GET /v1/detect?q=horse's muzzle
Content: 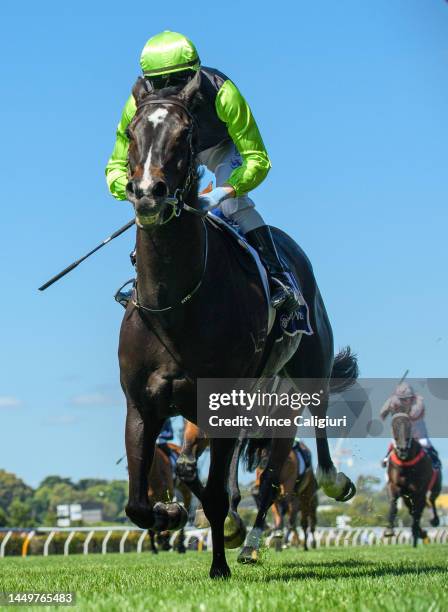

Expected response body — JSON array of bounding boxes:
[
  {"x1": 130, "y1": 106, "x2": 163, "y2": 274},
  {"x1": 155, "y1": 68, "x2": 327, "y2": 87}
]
[
  {"x1": 132, "y1": 196, "x2": 172, "y2": 228},
  {"x1": 127, "y1": 178, "x2": 168, "y2": 200}
]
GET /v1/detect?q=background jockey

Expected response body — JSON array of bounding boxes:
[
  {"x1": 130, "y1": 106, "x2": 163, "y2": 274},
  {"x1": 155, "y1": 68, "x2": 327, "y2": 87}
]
[
  {"x1": 156, "y1": 418, "x2": 177, "y2": 470},
  {"x1": 106, "y1": 30, "x2": 300, "y2": 313},
  {"x1": 380, "y1": 382, "x2": 441, "y2": 469}
]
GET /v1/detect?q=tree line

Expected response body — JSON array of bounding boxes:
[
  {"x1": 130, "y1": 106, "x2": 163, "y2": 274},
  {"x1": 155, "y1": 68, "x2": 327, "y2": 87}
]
[{"x1": 0, "y1": 469, "x2": 127, "y2": 527}]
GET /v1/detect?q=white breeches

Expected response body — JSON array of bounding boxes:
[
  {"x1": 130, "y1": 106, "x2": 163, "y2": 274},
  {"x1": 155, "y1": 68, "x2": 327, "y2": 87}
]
[{"x1": 198, "y1": 140, "x2": 265, "y2": 233}]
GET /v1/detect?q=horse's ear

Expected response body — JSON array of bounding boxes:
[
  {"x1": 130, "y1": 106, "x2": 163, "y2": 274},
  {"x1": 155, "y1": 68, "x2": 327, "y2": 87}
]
[
  {"x1": 179, "y1": 70, "x2": 201, "y2": 105},
  {"x1": 132, "y1": 76, "x2": 151, "y2": 106}
]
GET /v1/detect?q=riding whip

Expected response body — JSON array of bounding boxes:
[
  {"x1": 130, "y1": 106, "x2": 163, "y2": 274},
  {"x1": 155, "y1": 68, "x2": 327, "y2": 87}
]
[{"x1": 38, "y1": 219, "x2": 135, "y2": 291}]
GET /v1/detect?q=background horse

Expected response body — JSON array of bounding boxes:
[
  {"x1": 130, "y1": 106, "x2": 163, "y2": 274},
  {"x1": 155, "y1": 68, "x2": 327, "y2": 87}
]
[
  {"x1": 252, "y1": 442, "x2": 318, "y2": 552},
  {"x1": 119, "y1": 72, "x2": 357, "y2": 578},
  {"x1": 386, "y1": 413, "x2": 441, "y2": 546},
  {"x1": 147, "y1": 443, "x2": 192, "y2": 553}
]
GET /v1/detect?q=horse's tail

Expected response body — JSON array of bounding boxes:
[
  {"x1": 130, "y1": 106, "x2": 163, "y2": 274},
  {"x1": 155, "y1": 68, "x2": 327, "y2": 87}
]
[{"x1": 329, "y1": 346, "x2": 359, "y2": 393}]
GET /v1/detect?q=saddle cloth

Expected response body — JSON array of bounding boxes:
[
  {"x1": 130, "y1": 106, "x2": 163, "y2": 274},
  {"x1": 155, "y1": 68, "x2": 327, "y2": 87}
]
[
  {"x1": 292, "y1": 442, "x2": 313, "y2": 493},
  {"x1": 207, "y1": 211, "x2": 313, "y2": 340}
]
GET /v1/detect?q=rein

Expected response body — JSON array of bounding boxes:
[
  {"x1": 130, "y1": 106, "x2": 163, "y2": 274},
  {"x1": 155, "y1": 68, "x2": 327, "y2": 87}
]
[{"x1": 131, "y1": 96, "x2": 208, "y2": 314}]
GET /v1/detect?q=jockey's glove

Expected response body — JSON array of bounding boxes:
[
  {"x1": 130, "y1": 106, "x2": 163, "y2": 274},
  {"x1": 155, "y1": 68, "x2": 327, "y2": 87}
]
[{"x1": 197, "y1": 186, "x2": 232, "y2": 212}]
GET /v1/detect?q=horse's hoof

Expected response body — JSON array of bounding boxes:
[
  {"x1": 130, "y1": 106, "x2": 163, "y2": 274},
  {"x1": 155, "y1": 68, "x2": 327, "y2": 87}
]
[
  {"x1": 316, "y1": 466, "x2": 356, "y2": 501},
  {"x1": 176, "y1": 457, "x2": 198, "y2": 483},
  {"x1": 335, "y1": 480, "x2": 356, "y2": 502},
  {"x1": 210, "y1": 564, "x2": 231, "y2": 579},
  {"x1": 125, "y1": 503, "x2": 154, "y2": 529},
  {"x1": 430, "y1": 517, "x2": 440, "y2": 527},
  {"x1": 153, "y1": 502, "x2": 188, "y2": 531},
  {"x1": 237, "y1": 546, "x2": 259, "y2": 564},
  {"x1": 224, "y1": 511, "x2": 247, "y2": 549},
  {"x1": 177, "y1": 545, "x2": 187, "y2": 554}
]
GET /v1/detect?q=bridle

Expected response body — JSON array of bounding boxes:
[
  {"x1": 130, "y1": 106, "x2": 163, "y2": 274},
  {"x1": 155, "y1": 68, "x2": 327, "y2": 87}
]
[
  {"x1": 130, "y1": 96, "x2": 209, "y2": 314},
  {"x1": 131, "y1": 97, "x2": 205, "y2": 223}
]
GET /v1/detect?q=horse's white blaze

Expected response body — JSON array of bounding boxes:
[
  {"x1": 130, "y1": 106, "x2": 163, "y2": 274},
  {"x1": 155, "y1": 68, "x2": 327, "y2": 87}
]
[
  {"x1": 148, "y1": 107, "x2": 168, "y2": 127},
  {"x1": 139, "y1": 109, "x2": 167, "y2": 191},
  {"x1": 140, "y1": 145, "x2": 153, "y2": 191}
]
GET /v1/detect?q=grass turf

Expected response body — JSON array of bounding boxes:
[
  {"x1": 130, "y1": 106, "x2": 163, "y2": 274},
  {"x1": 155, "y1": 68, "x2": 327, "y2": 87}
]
[{"x1": 0, "y1": 545, "x2": 447, "y2": 611}]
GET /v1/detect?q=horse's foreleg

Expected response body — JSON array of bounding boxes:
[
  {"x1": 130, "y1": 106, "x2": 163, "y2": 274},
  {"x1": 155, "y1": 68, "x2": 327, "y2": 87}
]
[
  {"x1": 310, "y1": 502, "x2": 317, "y2": 549},
  {"x1": 385, "y1": 493, "x2": 398, "y2": 537},
  {"x1": 238, "y1": 437, "x2": 292, "y2": 564},
  {"x1": 411, "y1": 495, "x2": 427, "y2": 546},
  {"x1": 149, "y1": 530, "x2": 158, "y2": 554},
  {"x1": 176, "y1": 528, "x2": 187, "y2": 554},
  {"x1": 228, "y1": 438, "x2": 243, "y2": 513},
  {"x1": 176, "y1": 422, "x2": 207, "y2": 501},
  {"x1": 298, "y1": 504, "x2": 309, "y2": 551},
  {"x1": 223, "y1": 438, "x2": 247, "y2": 550},
  {"x1": 430, "y1": 493, "x2": 440, "y2": 527},
  {"x1": 202, "y1": 438, "x2": 236, "y2": 579},
  {"x1": 124, "y1": 402, "x2": 160, "y2": 529},
  {"x1": 125, "y1": 403, "x2": 187, "y2": 531},
  {"x1": 286, "y1": 499, "x2": 299, "y2": 549}
]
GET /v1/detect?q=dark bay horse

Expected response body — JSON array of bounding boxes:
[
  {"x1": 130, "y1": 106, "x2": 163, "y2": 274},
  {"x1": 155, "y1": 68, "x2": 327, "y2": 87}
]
[
  {"x1": 252, "y1": 442, "x2": 318, "y2": 552},
  {"x1": 119, "y1": 71, "x2": 357, "y2": 578},
  {"x1": 385, "y1": 413, "x2": 441, "y2": 546},
  {"x1": 147, "y1": 443, "x2": 192, "y2": 553}
]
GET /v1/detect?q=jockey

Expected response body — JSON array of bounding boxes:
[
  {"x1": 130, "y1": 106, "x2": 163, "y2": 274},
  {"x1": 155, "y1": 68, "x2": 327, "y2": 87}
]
[
  {"x1": 380, "y1": 383, "x2": 441, "y2": 469},
  {"x1": 106, "y1": 30, "x2": 301, "y2": 313}
]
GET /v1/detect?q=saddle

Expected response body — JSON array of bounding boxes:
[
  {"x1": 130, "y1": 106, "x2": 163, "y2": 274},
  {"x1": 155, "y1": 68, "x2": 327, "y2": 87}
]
[{"x1": 206, "y1": 211, "x2": 313, "y2": 341}]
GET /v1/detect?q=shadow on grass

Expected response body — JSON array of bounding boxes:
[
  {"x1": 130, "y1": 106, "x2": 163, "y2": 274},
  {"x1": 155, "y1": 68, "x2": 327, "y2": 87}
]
[{"x1": 236, "y1": 559, "x2": 447, "y2": 583}]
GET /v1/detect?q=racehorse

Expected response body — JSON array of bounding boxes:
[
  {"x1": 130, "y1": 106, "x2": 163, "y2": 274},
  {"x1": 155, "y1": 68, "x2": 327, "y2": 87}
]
[
  {"x1": 147, "y1": 442, "x2": 192, "y2": 553},
  {"x1": 177, "y1": 427, "x2": 318, "y2": 552},
  {"x1": 119, "y1": 71, "x2": 358, "y2": 578},
  {"x1": 252, "y1": 442, "x2": 318, "y2": 552},
  {"x1": 385, "y1": 413, "x2": 442, "y2": 546}
]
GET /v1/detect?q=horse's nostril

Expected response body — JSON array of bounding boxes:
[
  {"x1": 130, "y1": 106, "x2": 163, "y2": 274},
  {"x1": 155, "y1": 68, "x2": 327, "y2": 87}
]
[
  {"x1": 126, "y1": 181, "x2": 135, "y2": 194},
  {"x1": 152, "y1": 181, "x2": 168, "y2": 198}
]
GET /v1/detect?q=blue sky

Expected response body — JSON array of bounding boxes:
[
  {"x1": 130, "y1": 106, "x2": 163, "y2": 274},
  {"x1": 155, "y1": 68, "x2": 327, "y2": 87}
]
[{"x1": 0, "y1": 0, "x2": 447, "y2": 489}]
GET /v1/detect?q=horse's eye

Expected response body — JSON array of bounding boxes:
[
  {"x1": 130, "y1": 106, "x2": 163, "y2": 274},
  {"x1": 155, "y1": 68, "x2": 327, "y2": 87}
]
[{"x1": 125, "y1": 127, "x2": 132, "y2": 139}]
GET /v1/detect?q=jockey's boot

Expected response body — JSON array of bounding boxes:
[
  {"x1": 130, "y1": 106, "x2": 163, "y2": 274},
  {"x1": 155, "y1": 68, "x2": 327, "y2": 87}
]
[
  {"x1": 114, "y1": 249, "x2": 137, "y2": 308},
  {"x1": 245, "y1": 225, "x2": 301, "y2": 313}
]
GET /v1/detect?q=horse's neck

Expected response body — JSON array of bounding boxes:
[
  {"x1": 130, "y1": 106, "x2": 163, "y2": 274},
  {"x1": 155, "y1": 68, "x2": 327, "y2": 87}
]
[{"x1": 136, "y1": 214, "x2": 205, "y2": 311}]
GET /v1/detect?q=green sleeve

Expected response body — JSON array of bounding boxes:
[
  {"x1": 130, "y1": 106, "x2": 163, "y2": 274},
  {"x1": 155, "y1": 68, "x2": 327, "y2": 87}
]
[
  {"x1": 105, "y1": 95, "x2": 137, "y2": 200},
  {"x1": 215, "y1": 80, "x2": 271, "y2": 196}
]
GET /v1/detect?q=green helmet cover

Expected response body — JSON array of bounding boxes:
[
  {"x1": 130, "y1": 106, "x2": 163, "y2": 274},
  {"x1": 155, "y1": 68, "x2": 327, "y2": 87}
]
[{"x1": 140, "y1": 31, "x2": 200, "y2": 77}]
